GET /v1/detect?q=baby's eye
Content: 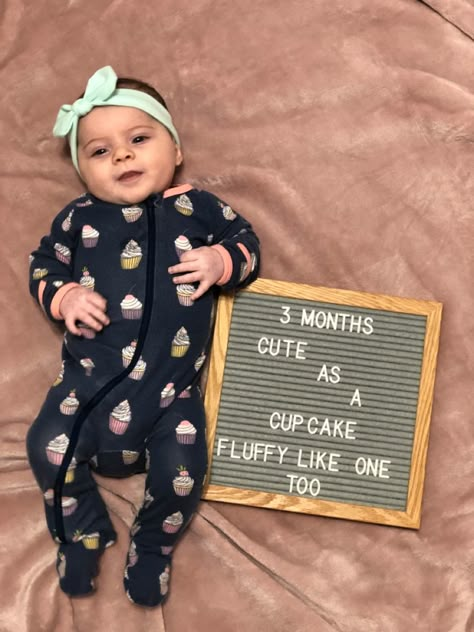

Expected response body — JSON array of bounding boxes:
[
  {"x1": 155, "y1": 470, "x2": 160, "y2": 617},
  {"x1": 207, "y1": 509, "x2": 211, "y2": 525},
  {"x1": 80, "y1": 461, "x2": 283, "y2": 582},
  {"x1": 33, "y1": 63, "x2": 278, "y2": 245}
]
[
  {"x1": 91, "y1": 148, "x2": 107, "y2": 157},
  {"x1": 132, "y1": 135, "x2": 148, "y2": 144}
]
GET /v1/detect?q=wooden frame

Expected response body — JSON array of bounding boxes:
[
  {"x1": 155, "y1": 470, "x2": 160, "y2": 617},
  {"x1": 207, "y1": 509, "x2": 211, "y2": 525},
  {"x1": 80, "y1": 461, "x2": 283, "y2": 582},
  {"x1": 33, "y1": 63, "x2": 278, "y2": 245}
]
[{"x1": 202, "y1": 278, "x2": 442, "y2": 529}]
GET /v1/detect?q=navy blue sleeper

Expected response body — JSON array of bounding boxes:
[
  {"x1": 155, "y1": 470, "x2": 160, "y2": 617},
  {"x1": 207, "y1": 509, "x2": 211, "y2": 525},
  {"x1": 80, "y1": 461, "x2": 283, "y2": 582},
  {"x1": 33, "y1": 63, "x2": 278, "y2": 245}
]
[{"x1": 26, "y1": 185, "x2": 260, "y2": 606}]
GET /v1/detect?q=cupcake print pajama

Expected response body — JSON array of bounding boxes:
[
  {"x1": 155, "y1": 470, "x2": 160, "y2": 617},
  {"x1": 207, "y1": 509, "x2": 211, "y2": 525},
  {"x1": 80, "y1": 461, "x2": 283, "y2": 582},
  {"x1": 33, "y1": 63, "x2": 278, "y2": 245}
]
[{"x1": 27, "y1": 185, "x2": 260, "y2": 606}]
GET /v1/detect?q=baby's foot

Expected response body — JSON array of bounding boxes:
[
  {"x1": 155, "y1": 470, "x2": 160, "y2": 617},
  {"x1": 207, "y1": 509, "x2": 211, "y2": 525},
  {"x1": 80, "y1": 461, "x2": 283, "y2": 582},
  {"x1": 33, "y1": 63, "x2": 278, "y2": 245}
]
[
  {"x1": 123, "y1": 548, "x2": 171, "y2": 607},
  {"x1": 56, "y1": 531, "x2": 116, "y2": 597}
]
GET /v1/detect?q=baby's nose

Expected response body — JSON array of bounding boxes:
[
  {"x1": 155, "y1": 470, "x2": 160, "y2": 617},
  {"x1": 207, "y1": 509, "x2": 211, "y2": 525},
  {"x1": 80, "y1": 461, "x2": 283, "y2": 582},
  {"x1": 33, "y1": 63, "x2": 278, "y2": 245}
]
[{"x1": 113, "y1": 146, "x2": 134, "y2": 162}]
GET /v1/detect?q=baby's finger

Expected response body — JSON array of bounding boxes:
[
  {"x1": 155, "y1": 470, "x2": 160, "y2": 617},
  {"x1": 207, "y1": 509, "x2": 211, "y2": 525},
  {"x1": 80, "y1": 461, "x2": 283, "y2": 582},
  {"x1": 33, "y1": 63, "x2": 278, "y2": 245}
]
[
  {"x1": 87, "y1": 307, "x2": 110, "y2": 329},
  {"x1": 77, "y1": 316, "x2": 104, "y2": 332},
  {"x1": 168, "y1": 261, "x2": 197, "y2": 275},
  {"x1": 191, "y1": 280, "x2": 211, "y2": 300},
  {"x1": 72, "y1": 306, "x2": 108, "y2": 331},
  {"x1": 171, "y1": 272, "x2": 201, "y2": 285},
  {"x1": 64, "y1": 314, "x2": 82, "y2": 336},
  {"x1": 87, "y1": 292, "x2": 108, "y2": 311},
  {"x1": 178, "y1": 249, "x2": 200, "y2": 262}
]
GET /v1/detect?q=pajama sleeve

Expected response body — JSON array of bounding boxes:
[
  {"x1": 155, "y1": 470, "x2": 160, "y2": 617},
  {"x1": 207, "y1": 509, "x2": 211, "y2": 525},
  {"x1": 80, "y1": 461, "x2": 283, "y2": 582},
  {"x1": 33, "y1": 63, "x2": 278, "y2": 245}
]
[
  {"x1": 29, "y1": 203, "x2": 80, "y2": 322},
  {"x1": 197, "y1": 190, "x2": 261, "y2": 291}
]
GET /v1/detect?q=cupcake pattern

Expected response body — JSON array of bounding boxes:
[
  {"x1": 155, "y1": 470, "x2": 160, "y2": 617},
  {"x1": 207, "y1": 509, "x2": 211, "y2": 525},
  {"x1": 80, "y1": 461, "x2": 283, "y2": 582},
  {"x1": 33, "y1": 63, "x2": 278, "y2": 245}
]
[
  {"x1": 129, "y1": 357, "x2": 146, "y2": 380},
  {"x1": 176, "y1": 284, "x2": 195, "y2": 307},
  {"x1": 194, "y1": 353, "x2": 206, "y2": 372},
  {"x1": 109, "y1": 400, "x2": 132, "y2": 435},
  {"x1": 173, "y1": 465, "x2": 194, "y2": 496},
  {"x1": 29, "y1": 187, "x2": 259, "y2": 570},
  {"x1": 159, "y1": 565, "x2": 171, "y2": 596},
  {"x1": 178, "y1": 385, "x2": 192, "y2": 399},
  {"x1": 174, "y1": 235, "x2": 192, "y2": 259},
  {"x1": 59, "y1": 390, "x2": 79, "y2": 415},
  {"x1": 174, "y1": 194, "x2": 193, "y2": 216},
  {"x1": 80, "y1": 358, "x2": 95, "y2": 376},
  {"x1": 122, "y1": 205, "x2": 143, "y2": 223},
  {"x1": 62, "y1": 210, "x2": 74, "y2": 232},
  {"x1": 61, "y1": 496, "x2": 78, "y2": 516},
  {"x1": 122, "y1": 340, "x2": 137, "y2": 367},
  {"x1": 44, "y1": 488, "x2": 54, "y2": 506},
  {"x1": 76, "y1": 195, "x2": 93, "y2": 207},
  {"x1": 121, "y1": 240, "x2": 142, "y2": 270},
  {"x1": 160, "y1": 383, "x2": 175, "y2": 408},
  {"x1": 31, "y1": 190, "x2": 258, "y2": 338},
  {"x1": 218, "y1": 201, "x2": 237, "y2": 221},
  {"x1": 171, "y1": 327, "x2": 190, "y2": 357},
  {"x1": 72, "y1": 529, "x2": 100, "y2": 549},
  {"x1": 176, "y1": 420, "x2": 197, "y2": 445},
  {"x1": 31, "y1": 190, "x2": 257, "y2": 407},
  {"x1": 122, "y1": 450, "x2": 139, "y2": 465},
  {"x1": 55, "y1": 243, "x2": 71, "y2": 265},
  {"x1": 52, "y1": 361, "x2": 65, "y2": 386},
  {"x1": 81, "y1": 225, "x2": 99, "y2": 248},
  {"x1": 46, "y1": 433, "x2": 70, "y2": 465},
  {"x1": 65, "y1": 457, "x2": 77, "y2": 484},
  {"x1": 128, "y1": 541, "x2": 138, "y2": 566},
  {"x1": 80, "y1": 267, "x2": 95, "y2": 290},
  {"x1": 32, "y1": 267, "x2": 48, "y2": 280},
  {"x1": 81, "y1": 532, "x2": 100, "y2": 550},
  {"x1": 121, "y1": 295, "x2": 143, "y2": 320},
  {"x1": 162, "y1": 511, "x2": 183, "y2": 533}
]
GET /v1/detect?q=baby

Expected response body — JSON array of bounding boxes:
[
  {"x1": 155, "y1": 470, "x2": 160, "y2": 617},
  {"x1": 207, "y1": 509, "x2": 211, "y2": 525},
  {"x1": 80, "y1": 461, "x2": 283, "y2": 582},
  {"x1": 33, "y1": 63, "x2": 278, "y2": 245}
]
[{"x1": 27, "y1": 65, "x2": 260, "y2": 607}]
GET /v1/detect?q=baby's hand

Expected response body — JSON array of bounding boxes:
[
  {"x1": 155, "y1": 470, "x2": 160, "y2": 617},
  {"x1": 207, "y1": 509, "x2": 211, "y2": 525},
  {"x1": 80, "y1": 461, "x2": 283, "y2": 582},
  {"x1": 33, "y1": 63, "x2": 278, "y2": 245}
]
[
  {"x1": 168, "y1": 247, "x2": 224, "y2": 300},
  {"x1": 59, "y1": 286, "x2": 110, "y2": 336}
]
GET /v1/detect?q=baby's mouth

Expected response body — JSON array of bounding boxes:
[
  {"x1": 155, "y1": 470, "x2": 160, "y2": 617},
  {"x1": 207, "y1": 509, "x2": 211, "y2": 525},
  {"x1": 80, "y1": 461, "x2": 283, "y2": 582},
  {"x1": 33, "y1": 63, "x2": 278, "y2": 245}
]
[{"x1": 118, "y1": 170, "x2": 143, "y2": 183}]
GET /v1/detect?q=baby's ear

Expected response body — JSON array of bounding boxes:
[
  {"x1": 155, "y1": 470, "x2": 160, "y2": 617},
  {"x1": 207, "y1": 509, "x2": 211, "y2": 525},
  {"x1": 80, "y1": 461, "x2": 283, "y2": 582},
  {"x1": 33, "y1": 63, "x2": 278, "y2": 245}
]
[{"x1": 175, "y1": 144, "x2": 183, "y2": 166}]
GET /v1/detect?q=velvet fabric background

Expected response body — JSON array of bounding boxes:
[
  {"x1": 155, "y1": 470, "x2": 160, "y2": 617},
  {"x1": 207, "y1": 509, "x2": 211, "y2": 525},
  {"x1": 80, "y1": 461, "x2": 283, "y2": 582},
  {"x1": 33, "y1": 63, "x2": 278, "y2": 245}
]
[{"x1": 0, "y1": 1, "x2": 473, "y2": 630}]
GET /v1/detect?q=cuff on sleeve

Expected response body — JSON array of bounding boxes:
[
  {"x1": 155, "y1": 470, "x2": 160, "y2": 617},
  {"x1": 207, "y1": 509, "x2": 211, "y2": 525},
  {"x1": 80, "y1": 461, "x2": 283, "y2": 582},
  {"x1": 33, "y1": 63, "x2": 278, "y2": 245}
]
[
  {"x1": 211, "y1": 244, "x2": 233, "y2": 286},
  {"x1": 50, "y1": 282, "x2": 81, "y2": 320},
  {"x1": 38, "y1": 280, "x2": 47, "y2": 308}
]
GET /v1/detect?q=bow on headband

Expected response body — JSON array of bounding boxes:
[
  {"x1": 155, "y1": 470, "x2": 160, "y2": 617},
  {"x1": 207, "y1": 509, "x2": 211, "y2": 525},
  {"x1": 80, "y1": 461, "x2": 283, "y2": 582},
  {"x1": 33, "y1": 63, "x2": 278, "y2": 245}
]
[{"x1": 53, "y1": 65, "x2": 180, "y2": 174}]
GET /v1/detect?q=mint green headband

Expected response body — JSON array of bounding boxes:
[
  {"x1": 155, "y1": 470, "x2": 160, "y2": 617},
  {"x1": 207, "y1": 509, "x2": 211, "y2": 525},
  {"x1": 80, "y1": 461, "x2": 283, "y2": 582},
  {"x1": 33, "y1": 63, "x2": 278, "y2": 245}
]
[{"x1": 53, "y1": 65, "x2": 180, "y2": 174}]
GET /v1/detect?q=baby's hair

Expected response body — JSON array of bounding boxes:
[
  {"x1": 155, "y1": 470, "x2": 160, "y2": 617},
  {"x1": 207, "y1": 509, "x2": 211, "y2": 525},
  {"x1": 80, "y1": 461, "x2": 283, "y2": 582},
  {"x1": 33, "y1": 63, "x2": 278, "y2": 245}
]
[{"x1": 61, "y1": 75, "x2": 170, "y2": 159}]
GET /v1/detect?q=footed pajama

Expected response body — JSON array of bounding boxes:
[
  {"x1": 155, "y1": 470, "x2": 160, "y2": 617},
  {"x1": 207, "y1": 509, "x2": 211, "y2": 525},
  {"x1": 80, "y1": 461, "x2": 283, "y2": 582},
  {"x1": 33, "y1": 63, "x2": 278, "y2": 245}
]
[{"x1": 27, "y1": 185, "x2": 260, "y2": 604}]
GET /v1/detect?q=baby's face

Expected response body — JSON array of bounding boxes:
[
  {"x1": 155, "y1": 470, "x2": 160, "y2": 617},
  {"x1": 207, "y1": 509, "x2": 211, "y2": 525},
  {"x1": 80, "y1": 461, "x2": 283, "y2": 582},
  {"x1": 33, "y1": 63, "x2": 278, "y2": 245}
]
[{"x1": 77, "y1": 106, "x2": 183, "y2": 205}]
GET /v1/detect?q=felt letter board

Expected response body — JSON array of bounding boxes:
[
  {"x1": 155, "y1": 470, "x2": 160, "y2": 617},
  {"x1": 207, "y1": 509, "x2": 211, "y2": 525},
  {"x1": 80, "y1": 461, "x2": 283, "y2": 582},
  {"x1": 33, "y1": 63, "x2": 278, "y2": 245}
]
[{"x1": 202, "y1": 279, "x2": 442, "y2": 528}]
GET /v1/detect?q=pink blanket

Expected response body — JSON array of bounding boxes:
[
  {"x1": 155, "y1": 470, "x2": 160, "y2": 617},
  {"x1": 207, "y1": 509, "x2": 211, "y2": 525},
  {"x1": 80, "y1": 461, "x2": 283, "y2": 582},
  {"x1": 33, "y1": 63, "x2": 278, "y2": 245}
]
[{"x1": 1, "y1": 1, "x2": 473, "y2": 630}]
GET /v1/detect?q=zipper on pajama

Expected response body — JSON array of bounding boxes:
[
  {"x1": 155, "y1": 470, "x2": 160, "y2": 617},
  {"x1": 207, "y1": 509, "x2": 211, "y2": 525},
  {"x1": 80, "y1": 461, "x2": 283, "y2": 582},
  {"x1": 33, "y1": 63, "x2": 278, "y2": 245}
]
[{"x1": 53, "y1": 196, "x2": 160, "y2": 543}]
